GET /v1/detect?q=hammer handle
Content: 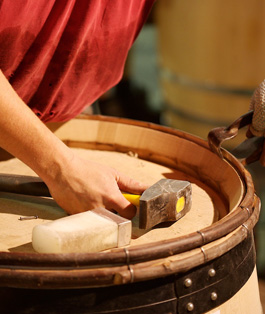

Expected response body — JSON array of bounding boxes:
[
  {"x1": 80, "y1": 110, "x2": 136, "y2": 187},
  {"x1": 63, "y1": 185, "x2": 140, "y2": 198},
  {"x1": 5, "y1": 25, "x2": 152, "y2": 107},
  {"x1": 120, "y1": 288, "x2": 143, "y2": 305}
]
[
  {"x1": 0, "y1": 174, "x2": 140, "y2": 204},
  {"x1": 0, "y1": 174, "x2": 51, "y2": 197}
]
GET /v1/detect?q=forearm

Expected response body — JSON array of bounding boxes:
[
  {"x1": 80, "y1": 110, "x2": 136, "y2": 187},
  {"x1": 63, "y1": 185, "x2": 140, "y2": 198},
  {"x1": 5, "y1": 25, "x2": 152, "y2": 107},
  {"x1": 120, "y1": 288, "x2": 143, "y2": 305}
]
[
  {"x1": 0, "y1": 70, "x2": 147, "y2": 217},
  {"x1": 0, "y1": 70, "x2": 72, "y2": 184}
]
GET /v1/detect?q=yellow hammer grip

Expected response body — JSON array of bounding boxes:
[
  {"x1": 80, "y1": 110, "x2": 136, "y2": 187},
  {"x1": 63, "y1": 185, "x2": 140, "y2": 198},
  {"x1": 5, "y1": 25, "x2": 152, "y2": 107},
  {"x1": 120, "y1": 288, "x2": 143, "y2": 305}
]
[{"x1": 122, "y1": 193, "x2": 141, "y2": 207}]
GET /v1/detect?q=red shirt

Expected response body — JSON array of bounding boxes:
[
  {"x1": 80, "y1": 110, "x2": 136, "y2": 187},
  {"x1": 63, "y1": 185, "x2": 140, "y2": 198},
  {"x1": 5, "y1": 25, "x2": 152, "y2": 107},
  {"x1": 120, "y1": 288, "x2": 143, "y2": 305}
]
[{"x1": 0, "y1": 0, "x2": 155, "y2": 122}]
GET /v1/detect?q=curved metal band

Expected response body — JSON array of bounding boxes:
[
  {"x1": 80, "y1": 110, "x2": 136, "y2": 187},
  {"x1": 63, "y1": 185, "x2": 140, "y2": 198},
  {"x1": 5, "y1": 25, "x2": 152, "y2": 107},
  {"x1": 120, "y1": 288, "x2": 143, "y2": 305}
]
[
  {"x1": 200, "y1": 246, "x2": 207, "y2": 263},
  {"x1": 197, "y1": 230, "x2": 206, "y2": 245},
  {"x1": 240, "y1": 205, "x2": 251, "y2": 218},
  {"x1": 124, "y1": 248, "x2": 130, "y2": 264},
  {"x1": 128, "y1": 266, "x2": 134, "y2": 283},
  {"x1": 242, "y1": 223, "x2": 249, "y2": 233},
  {"x1": 124, "y1": 248, "x2": 134, "y2": 283}
]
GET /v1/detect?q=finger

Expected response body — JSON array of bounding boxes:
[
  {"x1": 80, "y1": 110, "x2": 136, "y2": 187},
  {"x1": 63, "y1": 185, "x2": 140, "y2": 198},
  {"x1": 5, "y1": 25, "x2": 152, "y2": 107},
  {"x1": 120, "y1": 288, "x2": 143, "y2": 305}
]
[
  {"x1": 105, "y1": 191, "x2": 137, "y2": 219},
  {"x1": 116, "y1": 203, "x2": 137, "y2": 220},
  {"x1": 116, "y1": 172, "x2": 149, "y2": 195}
]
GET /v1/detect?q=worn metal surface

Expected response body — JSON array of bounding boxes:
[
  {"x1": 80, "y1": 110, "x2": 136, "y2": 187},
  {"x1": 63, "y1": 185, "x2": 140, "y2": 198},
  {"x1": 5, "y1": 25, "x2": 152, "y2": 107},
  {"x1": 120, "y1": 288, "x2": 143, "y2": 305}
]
[{"x1": 139, "y1": 179, "x2": 192, "y2": 229}]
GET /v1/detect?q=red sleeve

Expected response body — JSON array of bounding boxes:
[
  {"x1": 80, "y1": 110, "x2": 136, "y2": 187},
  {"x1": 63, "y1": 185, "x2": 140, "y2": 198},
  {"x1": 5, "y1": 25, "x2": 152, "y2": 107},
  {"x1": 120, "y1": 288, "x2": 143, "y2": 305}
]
[{"x1": 0, "y1": 0, "x2": 156, "y2": 122}]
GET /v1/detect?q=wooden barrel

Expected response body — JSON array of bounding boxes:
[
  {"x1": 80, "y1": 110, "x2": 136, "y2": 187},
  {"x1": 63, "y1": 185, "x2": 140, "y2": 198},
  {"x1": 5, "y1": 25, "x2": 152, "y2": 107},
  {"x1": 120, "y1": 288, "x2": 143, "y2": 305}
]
[
  {"x1": 155, "y1": 0, "x2": 265, "y2": 147},
  {"x1": 0, "y1": 115, "x2": 262, "y2": 313}
]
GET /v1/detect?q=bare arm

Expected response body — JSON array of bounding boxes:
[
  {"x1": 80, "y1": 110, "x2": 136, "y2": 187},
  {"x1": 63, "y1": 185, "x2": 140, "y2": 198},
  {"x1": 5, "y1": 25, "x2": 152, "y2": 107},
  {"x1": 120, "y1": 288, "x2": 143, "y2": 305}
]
[{"x1": 0, "y1": 70, "x2": 147, "y2": 218}]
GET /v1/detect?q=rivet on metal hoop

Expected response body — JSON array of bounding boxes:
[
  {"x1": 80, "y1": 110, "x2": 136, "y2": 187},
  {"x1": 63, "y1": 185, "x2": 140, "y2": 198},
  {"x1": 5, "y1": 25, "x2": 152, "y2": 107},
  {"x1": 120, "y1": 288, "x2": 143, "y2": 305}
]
[
  {"x1": 186, "y1": 302, "x2": 194, "y2": 312},
  {"x1": 197, "y1": 230, "x2": 206, "y2": 244},
  {"x1": 184, "y1": 278, "x2": 192, "y2": 288},
  {"x1": 208, "y1": 268, "x2": 216, "y2": 277},
  {"x1": 211, "y1": 292, "x2": 218, "y2": 301},
  {"x1": 200, "y1": 246, "x2": 207, "y2": 263}
]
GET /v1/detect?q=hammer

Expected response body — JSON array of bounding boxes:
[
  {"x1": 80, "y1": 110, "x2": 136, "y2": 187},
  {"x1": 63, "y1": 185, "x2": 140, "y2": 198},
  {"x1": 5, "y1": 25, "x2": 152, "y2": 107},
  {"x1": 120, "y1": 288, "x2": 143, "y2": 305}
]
[
  {"x1": 0, "y1": 174, "x2": 192, "y2": 228},
  {"x1": 123, "y1": 179, "x2": 192, "y2": 229},
  {"x1": 0, "y1": 174, "x2": 191, "y2": 252}
]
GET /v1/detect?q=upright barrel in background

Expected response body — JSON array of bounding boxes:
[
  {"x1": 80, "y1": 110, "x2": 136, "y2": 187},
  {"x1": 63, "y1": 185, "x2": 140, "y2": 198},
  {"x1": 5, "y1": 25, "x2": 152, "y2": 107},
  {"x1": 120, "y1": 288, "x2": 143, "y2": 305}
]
[{"x1": 155, "y1": 0, "x2": 265, "y2": 145}]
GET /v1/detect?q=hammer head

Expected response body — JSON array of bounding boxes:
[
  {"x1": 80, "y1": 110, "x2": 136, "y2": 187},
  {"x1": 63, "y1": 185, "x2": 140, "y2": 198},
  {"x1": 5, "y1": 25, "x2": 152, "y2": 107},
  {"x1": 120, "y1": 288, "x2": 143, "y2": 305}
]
[{"x1": 139, "y1": 179, "x2": 192, "y2": 229}]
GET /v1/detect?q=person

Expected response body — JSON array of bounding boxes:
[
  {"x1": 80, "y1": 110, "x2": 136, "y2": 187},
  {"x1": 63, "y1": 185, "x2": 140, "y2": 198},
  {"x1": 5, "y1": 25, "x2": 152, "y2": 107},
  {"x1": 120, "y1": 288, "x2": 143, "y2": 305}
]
[
  {"x1": 0, "y1": 0, "x2": 265, "y2": 221},
  {"x1": 0, "y1": 0, "x2": 156, "y2": 219},
  {"x1": 248, "y1": 79, "x2": 265, "y2": 166}
]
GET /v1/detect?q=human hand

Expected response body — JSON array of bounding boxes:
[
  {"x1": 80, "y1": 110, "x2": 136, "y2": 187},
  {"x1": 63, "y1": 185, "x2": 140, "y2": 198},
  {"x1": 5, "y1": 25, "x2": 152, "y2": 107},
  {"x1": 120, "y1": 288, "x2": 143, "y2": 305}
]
[
  {"x1": 0, "y1": 70, "x2": 149, "y2": 211},
  {"x1": 249, "y1": 79, "x2": 265, "y2": 137},
  {"x1": 45, "y1": 151, "x2": 149, "y2": 219},
  {"x1": 248, "y1": 80, "x2": 265, "y2": 166}
]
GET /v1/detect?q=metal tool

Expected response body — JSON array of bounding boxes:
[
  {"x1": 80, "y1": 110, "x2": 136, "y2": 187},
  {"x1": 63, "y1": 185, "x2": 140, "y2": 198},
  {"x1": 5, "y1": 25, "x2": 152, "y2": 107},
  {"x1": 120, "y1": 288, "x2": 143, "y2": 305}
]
[
  {"x1": 208, "y1": 110, "x2": 264, "y2": 165},
  {"x1": 232, "y1": 136, "x2": 264, "y2": 160},
  {"x1": 0, "y1": 175, "x2": 192, "y2": 229},
  {"x1": 32, "y1": 207, "x2": 131, "y2": 253},
  {"x1": 132, "y1": 179, "x2": 192, "y2": 229}
]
